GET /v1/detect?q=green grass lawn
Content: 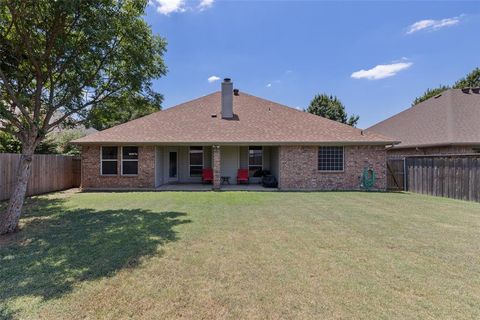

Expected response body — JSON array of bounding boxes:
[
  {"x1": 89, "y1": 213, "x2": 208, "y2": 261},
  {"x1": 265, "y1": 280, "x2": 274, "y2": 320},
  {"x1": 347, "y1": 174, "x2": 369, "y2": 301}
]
[{"x1": 1, "y1": 190, "x2": 479, "y2": 319}]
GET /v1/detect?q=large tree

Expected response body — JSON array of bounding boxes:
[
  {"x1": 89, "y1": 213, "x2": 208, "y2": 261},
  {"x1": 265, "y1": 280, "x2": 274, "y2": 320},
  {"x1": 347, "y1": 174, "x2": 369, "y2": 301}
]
[
  {"x1": 0, "y1": 0, "x2": 167, "y2": 234},
  {"x1": 306, "y1": 94, "x2": 359, "y2": 127}
]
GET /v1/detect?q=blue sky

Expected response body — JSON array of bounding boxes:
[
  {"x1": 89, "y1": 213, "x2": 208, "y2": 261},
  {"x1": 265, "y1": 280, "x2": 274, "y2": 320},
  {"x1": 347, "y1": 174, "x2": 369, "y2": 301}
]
[{"x1": 144, "y1": 1, "x2": 480, "y2": 128}]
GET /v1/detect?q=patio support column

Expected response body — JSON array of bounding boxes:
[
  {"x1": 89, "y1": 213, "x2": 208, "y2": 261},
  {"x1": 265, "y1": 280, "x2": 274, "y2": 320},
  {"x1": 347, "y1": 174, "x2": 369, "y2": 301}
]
[{"x1": 212, "y1": 145, "x2": 221, "y2": 190}]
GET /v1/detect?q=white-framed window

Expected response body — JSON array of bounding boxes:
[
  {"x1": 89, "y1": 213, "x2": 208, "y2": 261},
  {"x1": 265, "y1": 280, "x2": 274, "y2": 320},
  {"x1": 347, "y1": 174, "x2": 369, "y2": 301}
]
[
  {"x1": 121, "y1": 146, "x2": 139, "y2": 175},
  {"x1": 101, "y1": 146, "x2": 118, "y2": 175},
  {"x1": 248, "y1": 146, "x2": 263, "y2": 177},
  {"x1": 318, "y1": 146, "x2": 344, "y2": 172},
  {"x1": 189, "y1": 146, "x2": 203, "y2": 177}
]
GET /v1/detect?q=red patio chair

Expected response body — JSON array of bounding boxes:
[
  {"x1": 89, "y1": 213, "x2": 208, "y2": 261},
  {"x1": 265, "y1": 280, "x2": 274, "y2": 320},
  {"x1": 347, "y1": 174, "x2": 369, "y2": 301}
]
[
  {"x1": 237, "y1": 168, "x2": 249, "y2": 184},
  {"x1": 202, "y1": 168, "x2": 213, "y2": 184}
]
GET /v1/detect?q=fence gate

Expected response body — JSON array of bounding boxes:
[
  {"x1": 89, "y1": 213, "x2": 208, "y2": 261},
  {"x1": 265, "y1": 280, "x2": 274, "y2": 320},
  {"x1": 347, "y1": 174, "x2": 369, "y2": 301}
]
[{"x1": 386, "y1": 159, "x2": 405, "y2": 191}]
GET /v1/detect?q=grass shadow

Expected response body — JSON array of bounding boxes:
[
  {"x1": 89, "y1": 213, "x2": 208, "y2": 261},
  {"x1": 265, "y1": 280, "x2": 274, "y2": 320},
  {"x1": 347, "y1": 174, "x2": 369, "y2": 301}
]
[
  {"x1": 0, "y1": 305, "x2": 14, "y2": 320},
  {"x1": 0, "y1": 196, "x2": 191, "y2": 306}
]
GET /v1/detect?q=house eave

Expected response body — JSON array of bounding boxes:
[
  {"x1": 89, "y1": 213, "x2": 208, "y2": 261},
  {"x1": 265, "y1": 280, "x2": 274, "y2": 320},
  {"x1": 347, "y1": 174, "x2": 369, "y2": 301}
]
[
  {"x1": 74, "y1": 140, "x2": 398, "y2": 146},
  {"x1": 390, "y1": 142, "x2": 480, "y2": 150}
]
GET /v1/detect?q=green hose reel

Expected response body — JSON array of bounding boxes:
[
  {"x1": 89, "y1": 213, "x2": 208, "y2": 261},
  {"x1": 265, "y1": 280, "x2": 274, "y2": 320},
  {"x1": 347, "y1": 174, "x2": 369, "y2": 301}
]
[{"x1": 361, "y1": 167, "x2": 376, "y2": 190}]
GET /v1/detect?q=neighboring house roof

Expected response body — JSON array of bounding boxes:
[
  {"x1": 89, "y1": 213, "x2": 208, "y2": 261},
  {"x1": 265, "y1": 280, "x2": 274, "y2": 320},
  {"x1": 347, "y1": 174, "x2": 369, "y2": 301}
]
[
  {"x1": 74, "y1": 91, "x2": 395, "y2": 145},
  {"x1": 0, "y1": 111, "x2": 97, "y2": 134},
  {"x1": 49, "y1": 111, "x2": 98, "y2": 135},
  {"x1": 366, "y1": 88, "x2": 480, "y2": 149}
]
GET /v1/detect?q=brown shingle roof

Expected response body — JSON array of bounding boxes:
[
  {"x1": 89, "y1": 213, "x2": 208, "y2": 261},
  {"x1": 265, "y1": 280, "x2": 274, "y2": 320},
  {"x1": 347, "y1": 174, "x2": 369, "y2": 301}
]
[
  {"x1": 366, "y1": 88, "x2": 480, "y2": 149},
  {"x1": 74, "y1": 92, "x2": 395, "y2": 145}
]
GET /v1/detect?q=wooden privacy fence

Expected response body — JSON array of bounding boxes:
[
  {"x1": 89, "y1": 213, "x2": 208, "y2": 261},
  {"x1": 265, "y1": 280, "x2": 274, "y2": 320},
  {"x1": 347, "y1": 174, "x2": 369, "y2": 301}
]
[
  {"x1": 0, "y1": 153, "x2": 81, "y2": 201},
  {"x1": 400, "y1": 155, "x2": 480, "y2": 202}
]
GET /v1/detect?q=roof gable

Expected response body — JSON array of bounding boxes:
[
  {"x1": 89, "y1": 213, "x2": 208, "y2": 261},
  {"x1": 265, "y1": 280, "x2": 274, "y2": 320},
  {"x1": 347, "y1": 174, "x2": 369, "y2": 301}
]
[{"x1": 75, "y1": 91, "x2": 394, "y2": 145}]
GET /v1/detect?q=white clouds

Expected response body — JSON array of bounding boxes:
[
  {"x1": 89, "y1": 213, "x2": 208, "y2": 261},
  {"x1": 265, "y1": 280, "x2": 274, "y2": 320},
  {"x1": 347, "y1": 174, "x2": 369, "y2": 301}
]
[
  {"x1": 406, "y1": 16, "x2": 461, "y2": 34},
  {"x1": 198, "y1": 0, "x2": 214, "y2": 10},
  {"x1": 351, "y1": 62, "x2": 413, "y2": 80},
  {"x1": 265, "y1": 70, "x2": 293, "y2": 88},
  {"x1": 152, "y1": 0, "x2": 185, "y2": 15},
  {"x1": 151, "y1": 0, "x2": 214, "y2": 15},
  {"x1": 208, "y1": 76, "x2": 221, "y2": 83}
]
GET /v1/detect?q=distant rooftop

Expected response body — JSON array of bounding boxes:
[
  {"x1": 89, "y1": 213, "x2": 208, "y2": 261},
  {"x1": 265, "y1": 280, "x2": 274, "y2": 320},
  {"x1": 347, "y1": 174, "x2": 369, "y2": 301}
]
[{"x1": 366, "y1": 88, "x2": 480, "y2": 149}]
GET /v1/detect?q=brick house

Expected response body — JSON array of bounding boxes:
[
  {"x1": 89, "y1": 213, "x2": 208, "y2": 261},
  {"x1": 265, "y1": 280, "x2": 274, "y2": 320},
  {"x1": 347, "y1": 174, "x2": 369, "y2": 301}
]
[
  {"x1": 366, "y1": 88, "x2": 480, "y2": 159},
  {"x1": 74, "y1": 79, "x2": 396, "y2": 191}
]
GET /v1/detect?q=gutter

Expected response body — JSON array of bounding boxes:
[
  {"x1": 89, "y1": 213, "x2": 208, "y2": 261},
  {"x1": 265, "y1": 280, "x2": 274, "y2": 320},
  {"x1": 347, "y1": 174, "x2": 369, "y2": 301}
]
[
  {"x1": 389, "y1": 142, "x2": 480, "y2": 150},
  {"x1": 73, "y1": 140, "x2": 400, "y2": 146}
]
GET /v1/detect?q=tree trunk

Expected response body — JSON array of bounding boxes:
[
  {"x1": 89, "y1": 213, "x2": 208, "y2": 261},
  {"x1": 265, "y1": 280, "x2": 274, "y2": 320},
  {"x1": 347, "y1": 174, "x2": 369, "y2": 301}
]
[{"x1": 0, "y1": 143, "x2": 35, "y2": 235}]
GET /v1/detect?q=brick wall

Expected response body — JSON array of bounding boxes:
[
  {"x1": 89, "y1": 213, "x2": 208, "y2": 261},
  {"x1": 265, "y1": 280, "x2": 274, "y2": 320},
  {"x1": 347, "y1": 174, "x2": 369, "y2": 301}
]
[
  {"x1": 388, "y1": 145, "x2": 478, "y2": 159},
  {"x1": 81, "y1": 145, "x2": 155, "y2": 189},
  {"x1": 278, "y1": 145, "x2": 386, "y2": 191}
]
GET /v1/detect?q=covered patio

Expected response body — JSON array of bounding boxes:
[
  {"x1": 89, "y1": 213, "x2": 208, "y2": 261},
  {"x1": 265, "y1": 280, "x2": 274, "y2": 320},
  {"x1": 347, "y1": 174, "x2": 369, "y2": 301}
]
[
  {"x1": 154, "y1": 145, "x2": 279, "y2": 190},
  {"x1": 156, "y1": 183, "x2": 277, "y2": 191}
]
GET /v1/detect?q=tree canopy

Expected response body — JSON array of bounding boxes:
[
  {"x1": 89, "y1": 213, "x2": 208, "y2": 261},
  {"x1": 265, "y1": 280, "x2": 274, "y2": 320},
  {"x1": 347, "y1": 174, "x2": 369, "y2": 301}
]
[
  {"x1": 412, "y1": 67, "x2": 480, "y2": 106},
  {"x1": 85, "y1": 89, "x2": 163, "y2": 130},
  {"x1": 0, "y1": 131, "x2": 21, "y2": 153},
  {"x1": 0, "y1": 0, "x2": 167, "y2": 234},
  {"x1": 306, "y1": 94, "x2": 359, "y2": 127},
  {"x1": 0, "y1": 0, "x2": 167, "y2": 146},
  {"x1": 411, "y1": 85, "x2": 450, "y2": 106},
  {"x1": 453, "y1": 67, "x2": 480, "y2": 89}
]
